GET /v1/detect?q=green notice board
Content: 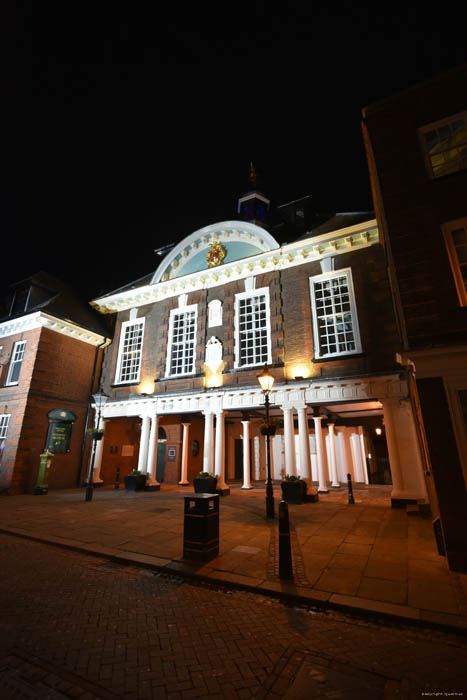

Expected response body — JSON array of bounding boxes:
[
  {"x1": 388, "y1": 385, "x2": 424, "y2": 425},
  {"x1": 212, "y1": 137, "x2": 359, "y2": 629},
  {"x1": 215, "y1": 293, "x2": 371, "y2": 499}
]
[{"x1": 45, "y1": 409, "x2": 77, "y2": 454}]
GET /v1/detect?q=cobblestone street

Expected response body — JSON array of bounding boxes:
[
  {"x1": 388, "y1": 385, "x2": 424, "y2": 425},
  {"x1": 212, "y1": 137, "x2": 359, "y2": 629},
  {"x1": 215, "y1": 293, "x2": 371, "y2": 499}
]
[{"x1": 0, "y1": 533, "x2": 466, "y2": 699}]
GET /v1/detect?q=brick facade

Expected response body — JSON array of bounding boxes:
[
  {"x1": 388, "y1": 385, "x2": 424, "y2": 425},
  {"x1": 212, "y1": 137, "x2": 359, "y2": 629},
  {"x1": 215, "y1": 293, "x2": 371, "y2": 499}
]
[{"x1": 1, "y1": 325, "x2": 106, "y2": 494}]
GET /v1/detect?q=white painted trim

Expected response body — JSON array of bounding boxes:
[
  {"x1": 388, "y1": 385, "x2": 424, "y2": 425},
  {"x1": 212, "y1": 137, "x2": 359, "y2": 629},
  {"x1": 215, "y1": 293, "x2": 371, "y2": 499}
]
[
  {"x1": 99, "y1": 373, "x2": 408, "y2": 419},
  {"x1": 151, "y1": 220, "x2": 279, "y2": 284},
  {"x1": 0, "y1": 311, "x2": 109, "y2": 347},
  {"x1": 309, "y1": 267, "x2": 362, "y2": 359},
  {"x1": 234, "y1": 286, "x2": 272, "y2": 369},
  {"x1": 165, "y1": 303, "x2": 198, "y2": 378},
  {"x1": 5, "y1": 340, "x2": 26, "y2": 386},
  {"x1": 114, "y1": 317, "x2": 145, "y2": 385},
  {"x1": 92, "y1": 219, "x2": 378, "y2": 314}
]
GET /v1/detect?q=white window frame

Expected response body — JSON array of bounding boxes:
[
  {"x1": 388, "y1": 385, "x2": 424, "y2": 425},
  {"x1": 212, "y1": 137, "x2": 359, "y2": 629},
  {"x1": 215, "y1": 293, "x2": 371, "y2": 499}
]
[
  {"x1": 0, "y1": 414, "x2": 10, "y2": 439},
  {"x1": 114, "y1": 318, "x2": 145, "y2": 385},
  {"x1": 419, "y1": 111, "x2": 467, "y2": 180},
  {"x1": 309, "y1": 268, "x2": 362, "y2": 359},
  {"x1": 165, "y1": 303, "x2": 198, "y2": 378},
  {"x1": 6, "y1": 340, "x2": 27, "y2": 386},
  {"x1": 234, "y1": 286, "x2": 272, "y2": 369},
  {"x1": 442, "y1": 217, "x2": 467, "y2": 307}
]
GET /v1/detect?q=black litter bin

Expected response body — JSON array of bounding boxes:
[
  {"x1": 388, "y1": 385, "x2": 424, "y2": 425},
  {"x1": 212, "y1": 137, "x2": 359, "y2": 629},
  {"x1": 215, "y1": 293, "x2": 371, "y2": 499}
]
[{"x1": 183, "y1": 493, "x2": 219, "y2": 561}]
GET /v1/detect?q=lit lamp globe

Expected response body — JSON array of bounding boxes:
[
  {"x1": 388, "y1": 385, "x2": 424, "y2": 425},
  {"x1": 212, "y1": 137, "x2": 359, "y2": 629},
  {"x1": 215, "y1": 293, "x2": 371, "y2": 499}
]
[{"x1": 257, "y1": 365, "x2": 275, "y2": 393}]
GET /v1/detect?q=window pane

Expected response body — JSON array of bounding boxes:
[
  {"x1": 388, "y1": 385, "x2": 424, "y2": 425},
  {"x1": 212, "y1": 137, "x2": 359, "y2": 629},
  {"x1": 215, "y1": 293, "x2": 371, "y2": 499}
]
[
  {"x1": 313, "y1": 274, "x2": 358, "y2": 357},
  {"x1": 118, "y1": 321, "x2": 144, "y2": 383},
  {"x1": 169, "y1": 310, "x2": 196, "y2": 375},
  {"x1": 237, "y1": 292, "x2": 269, "y2": 366}
]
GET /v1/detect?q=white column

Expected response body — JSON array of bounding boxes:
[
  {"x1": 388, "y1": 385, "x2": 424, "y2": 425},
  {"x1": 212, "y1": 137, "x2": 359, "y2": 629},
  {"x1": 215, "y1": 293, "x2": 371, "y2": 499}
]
[
  {"x1": 297, "y1": 406, "x2": 312, "y2": 484},
  {"x1": 90, "y1": 416, "x2": 105, "y2": 484},
  {"x1": 328, "y1": 422, "x2": 340, "y2": 488},
  {"x1": 137, "y1": 414, "x2": 150, "y2": 473},
  {"x1": 241, "y1": 420, "x2": 252, "y2": 489},
  {"x1": 179, "y1": 422, "x2": 190, "y2": 485},
  {"x1": 202, "y1": 411, "x2": 214, "y2": 474},
  {"x1": 313, "y1": 415, "x2": 328, "y2": 492},
  {"x1": 335, "y1": 428, "x2": 350, "y2": 482},
  {"x1": 146, "y1": 413, "x2": 161, "y2": 486},
  {"x1": 282, "y1": 406, "x2": 297, "y2": 477},
  {"x1": 254, "y1": 436, "x2": 261, "y2": 480},
  {"x1": 358, "y1": 426, "x2": 369, "y2": 484},
  {"x1": 381, "y1": 399, "x2": 404, "y2": 497},
  {"x1": 214, "y1": 411, "x2": 227, "y2": 490}
]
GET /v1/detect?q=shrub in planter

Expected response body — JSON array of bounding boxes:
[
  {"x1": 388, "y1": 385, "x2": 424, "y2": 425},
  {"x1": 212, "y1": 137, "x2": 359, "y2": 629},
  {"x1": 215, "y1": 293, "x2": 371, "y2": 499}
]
[
  {"x1": 281, "y1": 475, "x2": 307, "y2": 504},
  {"x1": 193, "y1": 472, "x2": 218, "y2": 494},
  {"x1": 257, "y1": 417, "x2": 283, "y2": 436},
  {"x1": 124, "y1": 470, "x2": 147, "y2": 491}
]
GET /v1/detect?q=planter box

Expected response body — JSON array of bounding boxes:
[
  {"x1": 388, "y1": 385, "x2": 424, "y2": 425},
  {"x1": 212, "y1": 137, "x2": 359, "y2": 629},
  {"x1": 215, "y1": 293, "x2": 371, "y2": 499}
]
[
  {"x1": 260, "y1": 427, "x2": 277, "y2": 436},
  {"x1": 124, "y1": 474, "x2": 147, "y2": 491},
  {"x1": 281, "y1": 480, "x2": 307, "y2": 505},
  {"x1": 193, "y1": 477, "x2": 218, "y2": 494}
]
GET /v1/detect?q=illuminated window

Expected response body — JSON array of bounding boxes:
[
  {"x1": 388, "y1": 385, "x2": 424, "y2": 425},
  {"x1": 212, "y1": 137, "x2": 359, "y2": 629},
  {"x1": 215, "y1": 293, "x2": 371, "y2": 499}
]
[
  {"x1": 310, "y1": 269, "x2": 361, "y2": 358},
  {"x1": 443, "y1": 217, "x2": 467, "y2": 306},
  {"x1": 234, "y1": 288, "x2": 271, "y2": 368},
  {"x1": 115, "y1": 319, "x2": 145, "y2": 384},
  {"x1": 0, "y1": 414, "x2": 10, "y2": 439},
  {"x1": 166, "y1": 306, "x2": 197, "y2": 376},
  {"x1": 6, "y1": 340, "x2": 26, "y2": 385},
  {"x1": 420, "y1": 111, "x2": 467, "y2": 179}
]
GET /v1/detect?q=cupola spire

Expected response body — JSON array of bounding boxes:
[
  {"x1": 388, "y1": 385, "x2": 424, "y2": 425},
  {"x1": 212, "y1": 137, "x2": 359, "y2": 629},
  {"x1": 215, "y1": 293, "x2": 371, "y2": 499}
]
[{"x1": 237, "y1": 162, "x2": 270, "y2": 227}]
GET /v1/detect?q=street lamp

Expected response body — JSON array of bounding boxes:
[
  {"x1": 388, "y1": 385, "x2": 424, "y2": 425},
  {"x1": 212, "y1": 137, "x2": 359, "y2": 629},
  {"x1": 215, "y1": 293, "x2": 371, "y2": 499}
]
[
  {"x1": 85, "y1": 389, "x2": 109, "y2": 502},
  {"x1": 257, "y1": 365, "x2": 275, "y2": 519}
]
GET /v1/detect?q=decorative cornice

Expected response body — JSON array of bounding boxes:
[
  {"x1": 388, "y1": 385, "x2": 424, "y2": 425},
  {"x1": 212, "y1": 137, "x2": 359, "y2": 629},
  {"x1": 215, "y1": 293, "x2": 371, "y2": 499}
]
[
  {"x1": 0, "y1": 312, "x2": 110, "y2": 347},
  {"x1": 92, "y1": 219, "x2": 379, "y2": 314},
  {"x1": 101, "y1": 372, "x2": 406, "y2": 418}
]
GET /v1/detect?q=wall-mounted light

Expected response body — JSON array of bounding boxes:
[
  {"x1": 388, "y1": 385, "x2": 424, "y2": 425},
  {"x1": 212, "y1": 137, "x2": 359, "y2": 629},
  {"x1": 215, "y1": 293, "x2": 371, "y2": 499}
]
[{"x1": 375, "y1": 427, "x2": 382, "y2": 436}]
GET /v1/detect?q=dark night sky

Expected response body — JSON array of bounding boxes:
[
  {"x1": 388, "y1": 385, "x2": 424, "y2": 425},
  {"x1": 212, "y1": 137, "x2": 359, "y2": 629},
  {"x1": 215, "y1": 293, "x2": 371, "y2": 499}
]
[{"x1": 2, "y1": 3, "x2": 466, "y2": 302}]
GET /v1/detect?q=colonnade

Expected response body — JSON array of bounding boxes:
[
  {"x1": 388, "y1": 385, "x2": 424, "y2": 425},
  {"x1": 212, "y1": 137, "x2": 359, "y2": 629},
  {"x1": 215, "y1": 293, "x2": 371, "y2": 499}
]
[
  {"x1": 88, "y1": 405, "x2": 368, "y2": 490},
  {"x1": 87, "y1": 397, "x2": 428, "y2": 504}
]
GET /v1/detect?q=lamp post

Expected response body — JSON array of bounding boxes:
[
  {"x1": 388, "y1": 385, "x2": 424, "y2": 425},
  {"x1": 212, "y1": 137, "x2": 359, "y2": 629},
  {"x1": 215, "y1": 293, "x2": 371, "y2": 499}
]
[
  {"x1": 85, "y1": 389, "x2": 109, "y2": 502},
  {"x1": 257, "y1": 365, "x2": 275, "y2": 519}
]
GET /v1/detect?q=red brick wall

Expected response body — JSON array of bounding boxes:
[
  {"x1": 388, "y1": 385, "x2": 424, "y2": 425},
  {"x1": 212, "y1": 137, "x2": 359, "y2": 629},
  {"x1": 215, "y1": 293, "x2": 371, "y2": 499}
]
[{"x1": 1, "y1": 326, "x2": 103, "y2": 493}]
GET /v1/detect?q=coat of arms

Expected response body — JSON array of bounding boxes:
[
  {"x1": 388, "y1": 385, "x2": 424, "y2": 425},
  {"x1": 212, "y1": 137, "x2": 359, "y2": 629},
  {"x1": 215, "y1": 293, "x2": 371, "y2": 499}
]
[{"x1": 206, "y1": 241, "x2": 226, "y2": 268}]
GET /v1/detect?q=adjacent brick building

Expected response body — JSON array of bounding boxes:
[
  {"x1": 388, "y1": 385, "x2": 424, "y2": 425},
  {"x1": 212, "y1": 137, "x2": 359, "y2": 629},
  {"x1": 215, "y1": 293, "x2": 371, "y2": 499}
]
[
  {"x1": 0, "y1": 272, "x2": 110, "y2": 493},
  {"x1": 362, "y1": 62, "x2": 467, "y2": 571}
]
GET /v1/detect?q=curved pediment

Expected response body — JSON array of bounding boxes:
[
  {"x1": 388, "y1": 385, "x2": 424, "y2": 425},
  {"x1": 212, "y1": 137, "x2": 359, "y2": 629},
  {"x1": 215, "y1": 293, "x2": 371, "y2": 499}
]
[{"x1": 151, "y1": 221, "x2": 280, "y2": 283}]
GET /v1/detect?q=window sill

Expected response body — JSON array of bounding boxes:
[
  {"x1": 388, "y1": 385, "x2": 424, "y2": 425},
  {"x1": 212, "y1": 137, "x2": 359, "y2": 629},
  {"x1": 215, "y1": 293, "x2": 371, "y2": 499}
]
[
  {"x1": 159, "y1": 373, "x2": 201, "y2": 381},
  {"x1": 227, "y1": 361, "x2": 284, "y2": 373},
  {"x1": 111, "y1": 381, "x2": 141, "y2": 388},
  {"x1": 313, "y1": 352, "x2": 366, "y2": 363},
  {"x1": 4, "y1": 382, "x2": 19, "y2": 387}
]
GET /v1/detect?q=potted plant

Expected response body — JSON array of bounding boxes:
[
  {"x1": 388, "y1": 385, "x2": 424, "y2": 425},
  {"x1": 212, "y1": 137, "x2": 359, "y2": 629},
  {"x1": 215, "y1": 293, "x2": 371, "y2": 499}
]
[
  {"x1": 87, "y1": 427, "x2": 105, "y2": 441},
  {"x1": 124, "y1": 469, "x2": 147, "y2": 491},
  {"x1": 281, "y1": 474, "x2": 307, "y2": 504},
  {"x1": 193, "y1": 471, "x2": 218, "y2": 494},
  {"x1": 257, "y1": 417, "x2": 283, "y2": 436}
]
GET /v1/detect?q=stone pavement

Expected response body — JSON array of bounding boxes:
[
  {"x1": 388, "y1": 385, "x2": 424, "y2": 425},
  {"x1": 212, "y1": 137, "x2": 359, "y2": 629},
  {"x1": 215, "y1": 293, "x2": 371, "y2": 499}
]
[
  {"x1": 1, "y1": 533, "x2": 466, "y2": 699},
  {"x1": 1, "y1": 483, "x2": 466, "y2": 634}
]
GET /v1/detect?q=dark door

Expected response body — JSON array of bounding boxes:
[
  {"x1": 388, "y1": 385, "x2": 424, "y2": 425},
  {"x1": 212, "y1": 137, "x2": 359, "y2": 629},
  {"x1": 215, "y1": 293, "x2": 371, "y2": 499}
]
[{"x1": 155, "y1": 442, "x2": 166, "y2": 483}]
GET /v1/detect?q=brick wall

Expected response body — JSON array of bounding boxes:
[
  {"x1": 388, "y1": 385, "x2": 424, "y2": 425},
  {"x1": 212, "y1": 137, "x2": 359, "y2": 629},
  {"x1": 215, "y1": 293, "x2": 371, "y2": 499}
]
[
  {"x1": 363, "y1": 64, "x2": 467, "y2": 346},
  {"x1": 101, "y1": 248, "x2": 400, "y2": 401},
  {"x1": 0, "y1": 326, "x2": 103, "y2": 493}
]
